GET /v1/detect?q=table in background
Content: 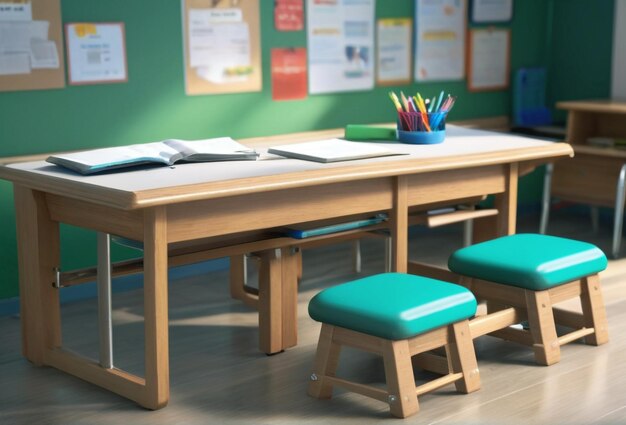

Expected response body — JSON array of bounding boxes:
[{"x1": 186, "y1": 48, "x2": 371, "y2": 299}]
[{"x1": 541, "y1": 100, "x2": 626, "y2": 257}]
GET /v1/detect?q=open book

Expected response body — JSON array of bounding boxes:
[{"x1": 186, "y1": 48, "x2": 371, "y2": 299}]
[
  {"x1": 267, "y1": 139, "x2": 403, "y2": 163},
  {"x1": 46, "y1": 137, "x2": 258, "y2": 175}
]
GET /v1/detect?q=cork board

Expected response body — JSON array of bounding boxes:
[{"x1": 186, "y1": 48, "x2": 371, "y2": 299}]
[{"x1": 0, "y1": 0, "x2": 65, "y2": 92}]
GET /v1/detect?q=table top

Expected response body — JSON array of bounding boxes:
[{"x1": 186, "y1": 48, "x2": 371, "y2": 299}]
[
  {"x1": 556, "y1": 99, "x2": 626, "y2": 114},
  {"x1": 0, "y1": 126, "x2": 572, "y2": 210}
]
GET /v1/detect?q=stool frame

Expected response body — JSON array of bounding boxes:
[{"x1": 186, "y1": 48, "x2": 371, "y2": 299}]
[
  {"x1": 308, "y1": 321, "x2": 480, "y2": 418},
  {"x1": 465, "y1": 274, "x2": 609, "y2": 366}
]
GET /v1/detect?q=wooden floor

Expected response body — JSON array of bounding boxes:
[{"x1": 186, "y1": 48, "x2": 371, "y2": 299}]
[{"x1": 1, "y1": 211, "x2": 625, "y2": 424}]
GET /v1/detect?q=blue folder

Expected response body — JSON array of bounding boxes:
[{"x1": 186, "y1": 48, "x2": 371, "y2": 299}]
[{"x1": 285, "y1": 214, "x2": 388, "y2": 239}]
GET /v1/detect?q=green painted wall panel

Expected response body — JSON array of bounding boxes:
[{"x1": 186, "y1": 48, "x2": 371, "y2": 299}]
[
  {"x1": 0, "y1": 0, "x2": 614, "y2": 299},
  {"x1": 549, "y1": 0, "x2": 615, "y2": 121}
]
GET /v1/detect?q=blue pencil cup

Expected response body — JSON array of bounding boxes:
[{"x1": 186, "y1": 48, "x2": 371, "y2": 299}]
[
  {"x1": 397, "y1": 129, "x2": 446, "y2": 144},
  {"x1": 396, "y1": 111, "x2": 447, "y2": 144}
]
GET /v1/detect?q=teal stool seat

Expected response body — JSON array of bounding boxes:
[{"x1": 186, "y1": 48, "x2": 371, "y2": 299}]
[
  {"x1": 308, "y1": 272, "x2": 477, "y2": 340},
  {"x1": 448, "y1": 234, "x2": 607, "y2": 291}
]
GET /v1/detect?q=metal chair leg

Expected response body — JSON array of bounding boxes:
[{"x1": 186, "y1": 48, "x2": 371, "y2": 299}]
[
  {"x1": 97, "y1": 232, "x2": 113, "y2": 369},
  {"x1": 591, "y1": 206, "x2": 600, "y2": 234},
  {"x1": 463, "y1": 220, "x2": 473, "y2": 247},
  {"x1": 242, "y1": 253, "x2": 249, "y2": 286},
  {"x1": 352, "y1": 240, "x2": 362, "y2": 273},
  {"x1": 540, "y1": 163, "x2": 553, "y2": 234},
  {"x1": 612, "y1": 164, "x2": 626, "y2": 258},
  {"x1": 384, "y1": 235, "x2": 392, "y2": 273}
]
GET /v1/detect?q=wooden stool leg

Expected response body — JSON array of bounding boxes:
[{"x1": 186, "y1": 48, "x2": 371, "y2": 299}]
[
  {"x1": 448, "y1": 321, "x2": 480, "y2": 393},
  {"x1": 525, "y1": 290, "x2": 560, "y2": 365},
  {"x1": 308, "y1": 324, "x2": 341, "y2": 399},
  {"x1": 580, "y1": 275, "x2": 609, "y2": 345},
  {"x1": 382, "y1": 339, "x2": 419, "y2": 418}
]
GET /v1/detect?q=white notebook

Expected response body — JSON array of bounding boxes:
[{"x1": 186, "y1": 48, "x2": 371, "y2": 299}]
[
  {"x1": 46, "y1": 137, "x2": 258, "y2": 175},
  {"x1": 267, "y1": 139, "x2": 402, "y2": 163}
]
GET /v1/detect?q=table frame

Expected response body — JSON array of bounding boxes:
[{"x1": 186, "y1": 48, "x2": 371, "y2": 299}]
[{"x1": 3, "y1": 129, "x2": 572, "y2": 409}]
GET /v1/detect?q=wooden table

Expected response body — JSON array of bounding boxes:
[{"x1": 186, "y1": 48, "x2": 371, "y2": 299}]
[
  {"x1": 542, "y1": 100, "x2": 626, "y2": 257},
  {"x1": 0, "y1": 126, "x2": 572, "y2": 409}
]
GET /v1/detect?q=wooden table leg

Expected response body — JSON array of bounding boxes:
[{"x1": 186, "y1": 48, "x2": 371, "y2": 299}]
[
  {"x1": 13, "y1": 185, "x2": 61, "y2": 366},
  {"x1": 13, "y1": 190, "x2": 170, "y2": 409},
  {"x1": 142, "y1": 206, "x2": 170, "y2": 409},
  {"x1": 473, "y1": 163, "x2": 519, "y2": 243},
  {"x1": 391, "y1": 176, "x2": 409, "y2": 273},
  {"x1": 281, "y1": 247, "x2": 299, "y2": 350},
  {"x1": 258, "y1": 249, "x2": 283, "y2": 354}
]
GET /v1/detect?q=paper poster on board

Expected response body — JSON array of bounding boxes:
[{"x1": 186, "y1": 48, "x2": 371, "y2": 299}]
[
  {"x1": 0, "y1": 1, "x2": 32, "y2": 21},
  {"x1": 271, "y1": 48, "x2": 307, "y2": 101},
  {"x1": 467, "y1": 28, "x2": 510, "y2": 91},
  {"x1": 275, "y1": 0, "x2": 303, "y2": 31},
  {"x1": 307, "y1": 0, "x2": 375, "y2": 94},
  {"x1": 471, "y1": 0, "x2": 513, "y2": 23},
  {"x1": 377, "y1": 18, "x2": 412, "y2": 85},
  {"x1": 414, "y1": 0, "x2": 466, "y2": 82},
  {"x1": 182, "y1": 0, "x2": 261, "y2": 95},
  {"x1": 188, "y1": 8, "x2": 252, "y2": 84},
  {"x1": 66, "y1": 23, "x2": 127, "y2": 85}
]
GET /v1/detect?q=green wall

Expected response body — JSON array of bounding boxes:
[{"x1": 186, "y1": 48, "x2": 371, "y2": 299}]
[
  {"x1": 0, "y1": 0, "x2": 614, "y2": 299},
  {"x1": 548, "y1": 0, "x2": 615, "y2": 122}
]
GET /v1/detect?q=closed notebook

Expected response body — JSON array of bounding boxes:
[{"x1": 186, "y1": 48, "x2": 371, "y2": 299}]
[
  {"x1": 267, "y1": 139, "x2": 403, "y2": 163},
  {"x1": 47, "y1": 137, "x2": 258, "y2": 175}
]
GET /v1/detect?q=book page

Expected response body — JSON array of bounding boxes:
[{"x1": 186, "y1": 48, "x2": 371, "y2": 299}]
[
  {"x1": 164, "y1": 137, "x2": 255, "y2": 157},
  {"x1": 52, "y1": 142, "x2": 180, "y2": 168}
]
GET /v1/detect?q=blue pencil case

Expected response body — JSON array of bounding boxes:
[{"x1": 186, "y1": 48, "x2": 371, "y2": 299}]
[{"x1": 285, "y1": 214, "x2": 388, "y2": 239}]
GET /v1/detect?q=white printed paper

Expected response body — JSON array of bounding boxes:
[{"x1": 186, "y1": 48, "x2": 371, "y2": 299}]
[
  {"x1": 188, "y1": 8, "x2": 252, "y2": 84},
  {"x1": 66, "y1": 23, "x2": 127, "y2": 84},
  {"x1": 377, "y1": 18, "x2": 411, "y2": 84},
  {"x1": 0, "y1": 1, "x2": 32, "y2": 22},
  {"x1": 199, "y1": 8, "x2": 243, "y2": 23},
  {"x1": 415, "y1": 0, "x2": 466, "y2": 82},
  {"x1": 29, "y1": 38, "x2": 58, "y2": 69},
  {"x1": 307, "y1": 0, "x2": 375, "y2": 94},
  {"x1": 0, "y1": 20, "x2": 48, "y2": 52},
  {"x1": 0, "y1": 51, "x2": 29, "y2": 75}
]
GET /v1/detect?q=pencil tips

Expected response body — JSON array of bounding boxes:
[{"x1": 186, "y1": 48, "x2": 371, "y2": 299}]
[{"x1": 388, "y1": 90, "x2": 456, "y2": 133}]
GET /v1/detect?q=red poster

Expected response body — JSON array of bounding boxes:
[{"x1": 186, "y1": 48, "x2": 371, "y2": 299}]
[
  {"x1": 274, "y1": 0, "x2": 304, "y2": 31},
  {"x1": 271, "y1": 48, "x2": 307, "y2": 101}
]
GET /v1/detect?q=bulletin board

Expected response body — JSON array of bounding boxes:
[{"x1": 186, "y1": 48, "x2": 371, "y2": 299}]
[
  {"x1": 182, "y1": 0, "x2": 261, "y2": 96},
  {"x1": 0, "y1": 0, "x2": 65, "y2": 92}
]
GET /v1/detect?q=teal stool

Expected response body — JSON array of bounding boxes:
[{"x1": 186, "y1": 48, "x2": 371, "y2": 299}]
[
  {"x1": 449, "y1": 234, "x2": 609, "y2": 366},
  {"x1": 307, "y1": 273, "x2": 480, "y2": 418}
]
